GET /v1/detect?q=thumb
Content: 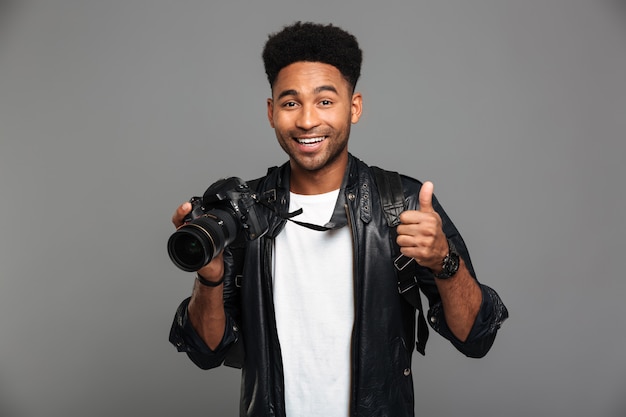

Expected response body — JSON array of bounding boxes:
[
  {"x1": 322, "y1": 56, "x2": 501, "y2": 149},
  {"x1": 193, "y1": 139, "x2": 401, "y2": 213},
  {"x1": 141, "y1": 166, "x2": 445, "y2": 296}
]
[{"x1": 418, "y1": 181, "x2": 434, "y2": 213}]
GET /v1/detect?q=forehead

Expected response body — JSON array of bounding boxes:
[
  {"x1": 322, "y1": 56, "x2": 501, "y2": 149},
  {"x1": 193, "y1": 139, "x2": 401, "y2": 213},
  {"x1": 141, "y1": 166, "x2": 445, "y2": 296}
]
[{"x1": 272, "y1": 61, "x2": 350, "y2": 96}]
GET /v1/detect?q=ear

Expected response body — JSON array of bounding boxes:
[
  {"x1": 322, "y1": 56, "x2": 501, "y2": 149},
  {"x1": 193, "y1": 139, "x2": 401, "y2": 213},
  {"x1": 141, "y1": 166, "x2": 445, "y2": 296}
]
[
  {"x1": 267, "y1": 98, "x2": 275, "y2": 128},
  {"x1": 351, "y1": 92, "x2": 363, "y2": 124}
]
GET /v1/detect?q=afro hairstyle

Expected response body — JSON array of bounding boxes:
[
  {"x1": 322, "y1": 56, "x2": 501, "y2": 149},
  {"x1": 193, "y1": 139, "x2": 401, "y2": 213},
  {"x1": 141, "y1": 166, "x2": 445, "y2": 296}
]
[{"x1": 262, "y1": 21, "x2": 363, "y2": 91}]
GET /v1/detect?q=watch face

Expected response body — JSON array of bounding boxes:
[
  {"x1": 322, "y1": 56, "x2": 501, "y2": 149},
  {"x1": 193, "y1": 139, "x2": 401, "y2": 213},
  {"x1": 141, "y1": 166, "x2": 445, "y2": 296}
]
[
  {"x1": 446, "y1": 253, "x2": 459, "y2": 274},
  {"x1": 436, "y1": 240, "x2": 460, "y2": 279}
]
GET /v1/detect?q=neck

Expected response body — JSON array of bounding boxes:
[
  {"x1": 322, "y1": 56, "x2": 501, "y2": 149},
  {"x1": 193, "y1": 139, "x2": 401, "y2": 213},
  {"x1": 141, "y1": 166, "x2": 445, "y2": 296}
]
[{"x1": 289, "y1": 155, "x2": 348, "y2": 195}]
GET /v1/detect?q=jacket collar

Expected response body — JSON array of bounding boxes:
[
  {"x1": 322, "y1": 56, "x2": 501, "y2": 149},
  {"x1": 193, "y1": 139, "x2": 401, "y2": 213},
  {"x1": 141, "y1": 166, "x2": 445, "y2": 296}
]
[{"x1": 263, "y1": 153, "x2": 369, "y2": 236}]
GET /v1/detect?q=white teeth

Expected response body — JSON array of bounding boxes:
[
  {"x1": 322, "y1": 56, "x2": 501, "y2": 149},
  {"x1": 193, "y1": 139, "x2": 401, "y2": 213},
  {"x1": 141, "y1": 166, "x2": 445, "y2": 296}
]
[{"x1": 297, "y1": 137, "x2": 325, "y2": 144}]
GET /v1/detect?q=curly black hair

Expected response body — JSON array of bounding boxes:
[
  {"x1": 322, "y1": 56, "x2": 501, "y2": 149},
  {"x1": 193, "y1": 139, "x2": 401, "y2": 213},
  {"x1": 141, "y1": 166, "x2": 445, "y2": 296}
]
[{"x1": 262, "y1": 21, "x2": 363, "y2": 91}]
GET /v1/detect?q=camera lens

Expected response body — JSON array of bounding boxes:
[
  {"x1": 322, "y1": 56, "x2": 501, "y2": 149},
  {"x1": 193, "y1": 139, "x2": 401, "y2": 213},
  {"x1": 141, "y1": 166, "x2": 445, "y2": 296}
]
[
  {"x1": 169, "y1": 232, "x2": 210, "y2": 271},
  {"x1": 167, "y1": 210, "x2": 238, "y2": 272}
]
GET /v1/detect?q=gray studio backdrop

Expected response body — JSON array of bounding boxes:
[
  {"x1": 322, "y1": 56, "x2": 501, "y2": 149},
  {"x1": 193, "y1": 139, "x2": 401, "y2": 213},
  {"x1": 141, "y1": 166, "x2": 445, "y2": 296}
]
[{"x1": 1, "y1": 1, "x2": 625, "y2": 416}]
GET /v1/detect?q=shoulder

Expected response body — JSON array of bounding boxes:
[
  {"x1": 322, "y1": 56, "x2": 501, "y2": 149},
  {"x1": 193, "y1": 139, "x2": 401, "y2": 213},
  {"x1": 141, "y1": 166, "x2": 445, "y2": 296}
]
[
  {"x1": 353, "y1": 157, "x2": 424, "y2": 211},
  {"x1": 362, "y1": 162, "x2": 424, "y2": 197},
  {"x1": 246, "y1": 161, "x2": 289, "y2": 193},
  {"x1": 352, "y1": 155, "x2": 423, "y2": 185}
]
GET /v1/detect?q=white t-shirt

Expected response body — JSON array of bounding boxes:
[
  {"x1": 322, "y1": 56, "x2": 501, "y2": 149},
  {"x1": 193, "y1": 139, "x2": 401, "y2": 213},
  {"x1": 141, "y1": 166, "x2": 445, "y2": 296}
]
[{"x1": 273, "y1": 189, "x2": 355, "y2": 417}]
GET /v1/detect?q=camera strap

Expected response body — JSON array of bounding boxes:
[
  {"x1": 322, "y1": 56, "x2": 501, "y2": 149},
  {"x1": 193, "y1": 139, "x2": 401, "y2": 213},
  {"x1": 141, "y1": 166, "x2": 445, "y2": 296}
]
[
  {"x1": 281, "y1": 206, "x2": 352, "y2": 232},
  {"x1": 255, "y1": 198, "x2": 332, "y2": 232},
  {"x1": 284, "y1": 213, "x2": 334, "y2": 232},
  {"x1": 257, "y1": 192, "x2": 347, "y2": 233}
]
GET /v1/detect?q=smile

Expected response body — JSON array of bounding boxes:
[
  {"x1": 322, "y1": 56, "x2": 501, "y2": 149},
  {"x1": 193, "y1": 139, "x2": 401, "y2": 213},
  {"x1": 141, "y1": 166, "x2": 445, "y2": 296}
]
[{"x1": 296, "y1": 136, "x2": 326, "y2": 145}]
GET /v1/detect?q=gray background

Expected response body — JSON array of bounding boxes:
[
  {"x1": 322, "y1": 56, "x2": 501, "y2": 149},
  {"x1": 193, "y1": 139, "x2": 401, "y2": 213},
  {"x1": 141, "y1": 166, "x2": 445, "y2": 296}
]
[{"x1": 1, "y1": 0, "x2": 625, "y2": 416}]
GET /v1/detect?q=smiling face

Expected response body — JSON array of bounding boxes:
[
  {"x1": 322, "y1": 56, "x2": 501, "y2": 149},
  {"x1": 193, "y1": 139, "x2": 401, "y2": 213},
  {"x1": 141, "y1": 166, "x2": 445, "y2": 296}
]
[{"x1": 267, "y1": 61, "x2": 362, "y2": 193}]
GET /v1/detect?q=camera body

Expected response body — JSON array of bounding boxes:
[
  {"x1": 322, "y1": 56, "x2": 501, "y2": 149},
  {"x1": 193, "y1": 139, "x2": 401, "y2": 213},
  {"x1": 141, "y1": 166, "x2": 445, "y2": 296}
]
[{"x1": 167, "y1": 177, "x2": 268, "y2": 272}]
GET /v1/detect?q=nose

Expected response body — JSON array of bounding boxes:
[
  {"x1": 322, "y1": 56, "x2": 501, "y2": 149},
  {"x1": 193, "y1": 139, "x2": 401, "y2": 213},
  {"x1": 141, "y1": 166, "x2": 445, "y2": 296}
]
[{"x1": 295, "y1": 104, "x2": 321, "y2": 131}]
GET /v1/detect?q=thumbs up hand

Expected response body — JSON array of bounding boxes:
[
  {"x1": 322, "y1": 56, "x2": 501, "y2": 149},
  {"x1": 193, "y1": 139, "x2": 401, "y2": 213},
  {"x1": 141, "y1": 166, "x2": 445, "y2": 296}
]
[
  {"x1": 396, "y1": 181, "x2": 449, "y2": 273},
  {"x1": 417, "y1": 181, "x2": 435, "y2": 213}
]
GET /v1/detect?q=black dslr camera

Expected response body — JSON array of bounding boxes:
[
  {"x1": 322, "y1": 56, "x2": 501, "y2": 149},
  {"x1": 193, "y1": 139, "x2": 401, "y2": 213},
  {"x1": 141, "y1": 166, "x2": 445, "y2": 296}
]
[{"x1": 167, "y1": 177, "x2": 268, "y2": 272}]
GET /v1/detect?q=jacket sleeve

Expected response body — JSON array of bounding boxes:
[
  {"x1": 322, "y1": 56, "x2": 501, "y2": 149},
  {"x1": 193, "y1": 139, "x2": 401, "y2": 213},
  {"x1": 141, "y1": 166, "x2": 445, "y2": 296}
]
[
  {"x1": 410, "y1": 187, "x2": 509, "y2": 358},
  {"x1": 425, "y1": 283, "x2": 508, "y2": 358},
  {"x1": 168, "y1": 246, "x2": 245, "y2": 369}
]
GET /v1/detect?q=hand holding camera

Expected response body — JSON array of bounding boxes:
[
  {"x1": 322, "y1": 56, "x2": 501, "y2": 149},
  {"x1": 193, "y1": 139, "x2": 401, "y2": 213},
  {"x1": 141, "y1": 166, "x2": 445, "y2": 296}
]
[
  {"x1": 171, "y1": 201, "x2": 224, "y2": 283},
  {"x1": 168, "y1": 177, "x2": 268, "y2": 273}
]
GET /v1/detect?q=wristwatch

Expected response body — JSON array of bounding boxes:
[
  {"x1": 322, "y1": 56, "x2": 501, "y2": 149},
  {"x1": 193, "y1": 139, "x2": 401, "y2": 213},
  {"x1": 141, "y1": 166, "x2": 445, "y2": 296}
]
[{"x1": 433, "y1": 239, "x2": 460, "y2": 279}]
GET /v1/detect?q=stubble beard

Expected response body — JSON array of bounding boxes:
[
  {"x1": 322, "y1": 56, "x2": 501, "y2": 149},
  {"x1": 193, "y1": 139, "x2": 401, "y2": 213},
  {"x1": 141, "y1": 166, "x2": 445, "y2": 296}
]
[{"x1": 281, "y1": 127, "x2": 350, "y2": 174}]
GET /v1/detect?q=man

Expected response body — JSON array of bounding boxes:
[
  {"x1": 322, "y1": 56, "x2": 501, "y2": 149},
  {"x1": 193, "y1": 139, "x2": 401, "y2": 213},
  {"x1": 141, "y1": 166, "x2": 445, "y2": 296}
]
[{"x1": 169, "y1": 21, "x2": 508, "y2": 417}]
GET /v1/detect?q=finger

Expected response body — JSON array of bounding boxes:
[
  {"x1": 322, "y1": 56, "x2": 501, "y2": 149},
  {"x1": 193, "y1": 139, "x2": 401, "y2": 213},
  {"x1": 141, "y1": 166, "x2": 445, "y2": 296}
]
[
  {"x1": 418, "y1": 181, "x2": 434, "y2": 213},
  {"x1": 172, "y1": 201, "x2": 192, "y2": 228}
]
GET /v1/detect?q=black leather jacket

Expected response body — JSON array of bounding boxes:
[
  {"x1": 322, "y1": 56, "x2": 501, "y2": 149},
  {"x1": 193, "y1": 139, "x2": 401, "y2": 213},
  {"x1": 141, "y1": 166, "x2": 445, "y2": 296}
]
[{"x1": 170, "y1": 154, "x2": 508, "y2": 417}]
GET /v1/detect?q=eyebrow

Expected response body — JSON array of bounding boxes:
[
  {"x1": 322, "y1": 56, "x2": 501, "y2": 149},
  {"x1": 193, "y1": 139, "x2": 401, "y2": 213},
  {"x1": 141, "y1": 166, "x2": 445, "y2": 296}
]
[{"x1": 276, "y1": 85, "x2": 339, "y2": 100}]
